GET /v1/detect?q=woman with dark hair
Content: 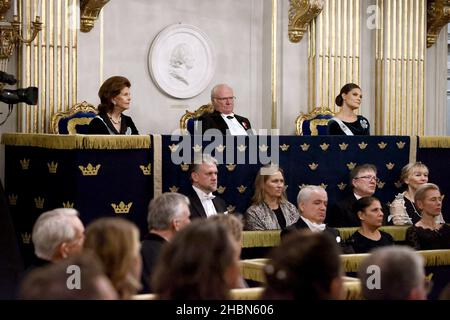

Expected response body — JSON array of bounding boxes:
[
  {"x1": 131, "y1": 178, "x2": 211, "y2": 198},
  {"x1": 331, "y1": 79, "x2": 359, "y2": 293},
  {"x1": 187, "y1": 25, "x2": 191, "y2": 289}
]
[
  {"x1": 348, "y1": 196, "x2": 394, "y2": 253},
  {"x1": 244, "y1": 165, "x2": 299, "y2": 230},
  {"x1": 263, "y1": 231, "x2": 344, "y2": 300},
  {"x1": 406, "y1": 183, "x2": 450, "y2": 250},
  {"x1": 327, "y1": 83, "x2": 370, "y2": 135},
  {"x1": 152, "y1": 219, "x2": 241, "y2": 300},
  {"x1": 87, "y1": 76, "x2": 139, "y2": 135}
]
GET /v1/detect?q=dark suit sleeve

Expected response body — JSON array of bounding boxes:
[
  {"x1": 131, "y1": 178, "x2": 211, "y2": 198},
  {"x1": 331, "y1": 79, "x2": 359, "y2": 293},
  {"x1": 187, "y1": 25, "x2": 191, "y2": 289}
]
[
  {"x1": 87, "y1": 117, "x2": 109, "y2": 134},
  {"x1": 213, "y1": 197, "x2": 228, "y2": 214}
]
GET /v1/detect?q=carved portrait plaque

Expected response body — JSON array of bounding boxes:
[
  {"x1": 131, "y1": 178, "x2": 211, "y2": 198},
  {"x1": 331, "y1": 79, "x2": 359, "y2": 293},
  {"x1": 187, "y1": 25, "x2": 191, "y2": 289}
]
[{"x1": 148, "y1": 23, "x2": 216, "y2": 99}]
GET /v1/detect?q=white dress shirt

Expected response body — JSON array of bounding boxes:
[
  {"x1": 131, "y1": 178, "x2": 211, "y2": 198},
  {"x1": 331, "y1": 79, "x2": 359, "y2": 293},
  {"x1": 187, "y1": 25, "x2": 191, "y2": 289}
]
[
  {"x1": 221, "y1": 113, "x2": 248, "y2": 136},
  {"x1": 192, "y1": 185, "x2": 218, "y2": 217}
]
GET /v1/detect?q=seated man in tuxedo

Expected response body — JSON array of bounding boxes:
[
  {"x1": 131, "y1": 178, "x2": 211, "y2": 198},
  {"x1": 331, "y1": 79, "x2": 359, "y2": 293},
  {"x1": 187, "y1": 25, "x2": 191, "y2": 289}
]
[
  {"x1": 185, "y1": 155, "x2": 228, "y2": 219},
  {"x1": 327, "y1": 164, "x2": 389, "y2": 227},
  {"x1": 282, "y1": 185, "x2": 343, "y2": 247},
  {"x1": 196, "y1": 84, "x2": 252, "y2": 135}
]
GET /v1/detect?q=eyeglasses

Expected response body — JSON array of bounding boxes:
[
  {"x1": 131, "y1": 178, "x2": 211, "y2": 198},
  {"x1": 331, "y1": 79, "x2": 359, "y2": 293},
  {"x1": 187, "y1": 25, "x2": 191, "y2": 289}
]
[
  {"x1": 213, "y1": 96, "x2": 236, "y2": 102},
  {"x1": 354, "y1": 175, "x2": 380, "y2": 183}
]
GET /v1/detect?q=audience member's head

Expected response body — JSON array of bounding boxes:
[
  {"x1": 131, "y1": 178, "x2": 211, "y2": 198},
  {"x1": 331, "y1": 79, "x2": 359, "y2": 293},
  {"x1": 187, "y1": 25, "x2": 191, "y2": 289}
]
[
  {"x1": 19, "y1": 251, "x2": 118, "y2": 300},
  {"x1": 190, "y1": 154, "x2": 218, "y2": 194},
  {"x1": 414, "y1": 183, "x2": 442, "y2": 219},
  {"x1": 353, "y1": 196, "x2": 384, "y2": 230},
  {"x1": 209, "y1": 214, "x2": 243, "y2": 247},
  {"x1": 251, "y1": 164, "x2": 287, "y2": 205},
  {"x1": 400, "y1": 162, "x2": 429, "y2": 190},
  {"x1": 84, "y1": 218, "x2": 142, "y2": 299},
  {"x1": 211, "y1": 84, "x2": 235, "y2": 114},
  {"x1": 358, "y1": 246, "x2": 428, "y2": 300},
  {"x1": 349, "y1": 164, "x2": 378, "y2": 197},
  {"x1": 152, "y1": 219, "x2": 241, "y2": 300},
  {"x1": 32, "y1": 208, "x2": 85, "y2": 262},
  {"x1": 98, "y1": 76, "x2": 131, "y2": 114},
  {"x1": 263, "y1": 231, "x2": 343, "y2": 300},
  {"x1": 296, "y1": 185, "x2": 328, "y2": 224},
  {"x1": 147, "y1": 192, "x2": 191, "y2": 237}
]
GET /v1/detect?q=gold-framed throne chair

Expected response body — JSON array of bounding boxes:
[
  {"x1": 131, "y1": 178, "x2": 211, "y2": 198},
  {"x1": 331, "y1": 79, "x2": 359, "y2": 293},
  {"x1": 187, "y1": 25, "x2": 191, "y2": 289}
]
[
  {"x1": 295, "y1": 107, "x2": 335, "y2": 135},
  {"x1": 50, "y1": 101, "x2": 97, "y2": 134},
  {"x1": 179, "y1": 103, "x2": 214, "y2": 134}
]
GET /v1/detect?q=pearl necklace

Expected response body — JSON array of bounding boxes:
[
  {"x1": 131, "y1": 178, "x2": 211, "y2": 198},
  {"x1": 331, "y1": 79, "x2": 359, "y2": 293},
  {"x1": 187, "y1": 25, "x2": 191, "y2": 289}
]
[{"x1": 108, "y1": 115, "x2": 121, "y2": 125}]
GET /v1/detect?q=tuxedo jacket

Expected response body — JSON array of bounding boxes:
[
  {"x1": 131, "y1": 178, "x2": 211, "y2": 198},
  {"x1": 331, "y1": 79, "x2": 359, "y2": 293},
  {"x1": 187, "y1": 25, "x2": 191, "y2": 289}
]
[
  {"x1": 281, "y1": 217, "x2": 340, "y2": 240},
  {"x1": 197, "y1": 110, "x2": 252, "y2": 135},
  {"x1": 186, "y1": 186, "x2": 228, "y2": 219},
  {"x1": 281, "y1": 217, "x2": 355, "y2": 253}
]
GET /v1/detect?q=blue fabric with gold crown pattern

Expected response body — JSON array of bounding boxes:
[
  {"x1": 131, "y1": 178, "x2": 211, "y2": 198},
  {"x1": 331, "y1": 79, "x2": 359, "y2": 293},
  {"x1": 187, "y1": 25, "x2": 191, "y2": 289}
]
[
  {"x1": 51, "y1": 101, "x2": 98, "y2": 134},
  {"x1": 295, "y1": 107, "x2": 335, "y2": 135},
  {"x1": 161, "y1": 135, "x2": 412, "y2": 216}
]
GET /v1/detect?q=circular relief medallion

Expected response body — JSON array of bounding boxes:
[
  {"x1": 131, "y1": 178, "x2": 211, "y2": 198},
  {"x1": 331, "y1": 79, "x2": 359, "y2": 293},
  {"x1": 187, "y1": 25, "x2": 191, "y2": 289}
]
[{"x1": 148, "y1": 23, "x2": 216, "y2": 99}]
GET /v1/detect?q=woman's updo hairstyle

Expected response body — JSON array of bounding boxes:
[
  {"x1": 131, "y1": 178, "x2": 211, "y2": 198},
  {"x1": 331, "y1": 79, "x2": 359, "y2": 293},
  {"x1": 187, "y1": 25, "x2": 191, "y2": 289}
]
[{"x1": 335, "y1": 83, "x2": 360, "y2": 107}]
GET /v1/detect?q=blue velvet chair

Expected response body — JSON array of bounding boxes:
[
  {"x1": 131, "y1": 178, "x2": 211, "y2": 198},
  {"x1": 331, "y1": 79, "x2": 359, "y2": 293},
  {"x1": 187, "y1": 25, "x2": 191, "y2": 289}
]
[
  {"x1": 50, "y1": 101, "x2": 97, "y2": 134},
  {"x1": 179, "y1": 103, "x2": 214, "y2": 134},
  {"x1": 295, "y1": 107, "x2": 335, "y2": 135}
]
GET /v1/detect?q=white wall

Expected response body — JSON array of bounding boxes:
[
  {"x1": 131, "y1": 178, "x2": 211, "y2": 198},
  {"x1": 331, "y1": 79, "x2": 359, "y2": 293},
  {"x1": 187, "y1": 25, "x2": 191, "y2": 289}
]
[{"x1": 78, "y1": 0, "x2": 268, "y2": 135}]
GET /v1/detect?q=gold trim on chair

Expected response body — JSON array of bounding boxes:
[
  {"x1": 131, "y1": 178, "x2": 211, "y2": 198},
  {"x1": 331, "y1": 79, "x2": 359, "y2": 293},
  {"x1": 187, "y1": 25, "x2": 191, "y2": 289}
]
[
  {"x1": 50, "y1": 101, "x2": 97, "y2": 134},
  {"x1": 179, "y1": 103, "x2": 214, "y2": 134},
  {"x1": 295, "y1": 107, "x2": 334, "y2": 135}
]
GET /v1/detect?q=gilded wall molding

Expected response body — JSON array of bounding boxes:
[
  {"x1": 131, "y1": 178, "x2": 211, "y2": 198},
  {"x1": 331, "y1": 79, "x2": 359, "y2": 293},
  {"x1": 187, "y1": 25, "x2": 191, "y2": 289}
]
[
  {"x1": 80, "y1": 0, "x2": 110, "y2": 33},
  {"x1": 288, "y1": 0, "x2": 324, "y2": 43},
  {"x1": 427, "y1": 0, "x2": 450, "y2": 48}
]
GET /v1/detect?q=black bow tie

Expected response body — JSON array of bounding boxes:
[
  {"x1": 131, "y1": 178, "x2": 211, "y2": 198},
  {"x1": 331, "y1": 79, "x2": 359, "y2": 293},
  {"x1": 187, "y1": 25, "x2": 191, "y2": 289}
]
[{"x1": 226, "y1": 115, "x2": 234, "y2": 119}]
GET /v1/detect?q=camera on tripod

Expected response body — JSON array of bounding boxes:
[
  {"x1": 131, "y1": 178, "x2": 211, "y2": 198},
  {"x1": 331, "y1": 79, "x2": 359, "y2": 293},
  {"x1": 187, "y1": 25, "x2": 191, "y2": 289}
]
[{"x1": 0, "y1": 71, "x2": 38, "y2": 105}]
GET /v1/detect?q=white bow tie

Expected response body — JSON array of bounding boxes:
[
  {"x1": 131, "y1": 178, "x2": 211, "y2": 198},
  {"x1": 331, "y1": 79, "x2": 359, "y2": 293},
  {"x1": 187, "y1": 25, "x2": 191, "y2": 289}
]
[{"x1": 202, "y1": 194, "x2": 215, "y2": 201}]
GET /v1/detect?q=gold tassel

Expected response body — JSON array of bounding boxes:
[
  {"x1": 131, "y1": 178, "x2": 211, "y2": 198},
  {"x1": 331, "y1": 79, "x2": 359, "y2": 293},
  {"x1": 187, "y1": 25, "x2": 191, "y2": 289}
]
[
  {"x1": 82, "y1": 135, "x2": 151, "y2": 149},
  {"x1": 419, "y1": 136, "x2": 450, "y2": 148},
  {"x1": 240, "y1": 259, "x2": 268, "y2": 283},
  {"x1": 242, "y1": 231, "x2": 281, "y2": 248},
  {"x1": 341, "y1": 254, "x2": 370, "y2": 273},
  {"x1": 1, "y1": 133, "x2": 83, "y2": 149}
]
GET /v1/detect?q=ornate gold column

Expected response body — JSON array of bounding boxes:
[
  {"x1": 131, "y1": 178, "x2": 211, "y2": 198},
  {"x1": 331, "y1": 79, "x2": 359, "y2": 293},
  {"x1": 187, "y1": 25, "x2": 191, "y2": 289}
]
[
  {"x1": 18, "y1": 0, "x2": 78, "y2": 133},
  {"x1": 375, "y1": 0, "x2": 426, "y2": 135},
  {"x1": 427, "y1": 0, "x2": 450, "y2": 48},
  {"x1": 304, "y1": 0, "x2": 360, "y2": 111}
]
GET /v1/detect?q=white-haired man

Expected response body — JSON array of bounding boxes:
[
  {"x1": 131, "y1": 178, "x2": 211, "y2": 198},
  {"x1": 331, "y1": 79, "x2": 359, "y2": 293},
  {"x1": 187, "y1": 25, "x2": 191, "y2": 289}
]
[{"x1": 31, "y1": 208, "x2": 85, "y2": 266}]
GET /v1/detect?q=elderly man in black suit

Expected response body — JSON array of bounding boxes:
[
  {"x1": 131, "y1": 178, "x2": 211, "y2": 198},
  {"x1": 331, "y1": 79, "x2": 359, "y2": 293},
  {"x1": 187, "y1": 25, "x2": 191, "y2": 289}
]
[
  {"x1": 282, "y1": 185, "x2": 351, "y2": 252},
  {"x1": 186, "y1": 155, "x2": 228, "y2": 219},
  {"x1": 197, "y1": 84, "x2": 252, "y2": 135}
]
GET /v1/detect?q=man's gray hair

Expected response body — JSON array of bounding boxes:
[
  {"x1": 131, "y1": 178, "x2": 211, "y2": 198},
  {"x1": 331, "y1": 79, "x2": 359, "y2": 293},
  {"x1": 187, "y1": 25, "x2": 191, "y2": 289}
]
[
  {"x1": 297, "y1": 185, "x2": 327, "y2": 207},
  {"x1": 190, "y1": 154, "x2": 218, "y2": 173},
  {"x1": 32, "y1": 208, "x2": 81, "y2": 261},
  {"x1": 358, "y1": 246, "x2": 425, "y2": 300},
  {"x1": 210, "y1": 84, "x2": 231, "y2": 99},
  {"x1": 147, "y1": 192, "x2": 190, "y2": 230}
]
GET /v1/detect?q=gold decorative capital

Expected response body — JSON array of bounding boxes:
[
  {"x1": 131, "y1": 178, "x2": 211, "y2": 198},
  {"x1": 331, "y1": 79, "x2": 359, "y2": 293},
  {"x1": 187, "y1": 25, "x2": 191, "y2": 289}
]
[
  {"x1": 427, "y1": 0, "x2": 450, "y2": 48},
  {"x1": 288, "y1": 0, "x2": 324, "y2": 43},
  {"x1": 80, "y1": 0, "x2": 110, "y2": 33}
]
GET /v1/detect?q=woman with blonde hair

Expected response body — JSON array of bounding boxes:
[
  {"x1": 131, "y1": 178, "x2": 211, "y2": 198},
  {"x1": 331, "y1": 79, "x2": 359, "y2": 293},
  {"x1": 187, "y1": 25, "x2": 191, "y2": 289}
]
[
  {"x1": 406, "y1": 183, "x2": 450, "y2": 250},
  {"x1": 389, "y1": 162, "x2": 444, "y2": 225},
  {"x1": 244, "y1": 165, "x2": 299, "y2": 230},
  {"x1": 84, "y1": 217, "x2": 142, "y2": 299}
]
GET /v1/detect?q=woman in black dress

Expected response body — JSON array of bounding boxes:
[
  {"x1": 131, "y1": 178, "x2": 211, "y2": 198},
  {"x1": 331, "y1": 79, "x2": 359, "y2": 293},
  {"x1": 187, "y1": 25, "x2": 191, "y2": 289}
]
[
  {"x1": 327, "y1": 83, "x2": 370, "y2": 135},
  {"x1": 406, "y1": 183, "x2": 450, "y2": 250},
  {"x1": 87, "y1": 76, "x2": 139, "y2": 135},
  {"x1": 348, "y1": 196, "x2": 394, "y2": 253}
]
